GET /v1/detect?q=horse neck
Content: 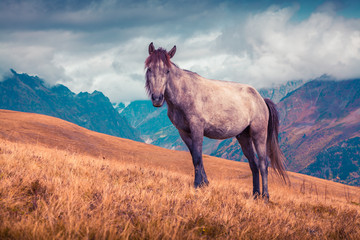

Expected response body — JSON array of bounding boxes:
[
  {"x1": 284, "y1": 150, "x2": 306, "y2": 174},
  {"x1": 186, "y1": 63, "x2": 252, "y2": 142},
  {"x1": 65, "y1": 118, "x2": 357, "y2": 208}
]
[{"x1": 165, "y1": 65, "x2": 192, "y2": 107}]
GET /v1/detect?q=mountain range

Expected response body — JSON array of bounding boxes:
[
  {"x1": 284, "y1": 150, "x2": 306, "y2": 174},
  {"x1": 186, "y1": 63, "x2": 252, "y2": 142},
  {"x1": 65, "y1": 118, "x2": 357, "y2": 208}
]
[
  {"x1": 0, "y1": 69, "x2": 140, "y2": 141},
  {"x1": 279, "y1": 79, "x2": 360, "y2": 185}
]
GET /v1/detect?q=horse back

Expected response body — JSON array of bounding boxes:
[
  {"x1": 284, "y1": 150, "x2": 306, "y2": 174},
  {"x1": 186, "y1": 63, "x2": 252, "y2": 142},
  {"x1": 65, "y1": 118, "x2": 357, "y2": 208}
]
[{"x1": 167, "y1": 74, "x2": 268, "y2": 139}]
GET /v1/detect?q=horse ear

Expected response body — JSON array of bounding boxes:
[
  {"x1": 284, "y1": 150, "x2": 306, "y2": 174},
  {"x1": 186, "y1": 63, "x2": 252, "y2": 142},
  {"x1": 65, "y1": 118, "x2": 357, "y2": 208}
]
[
  {"x1": 149, "y1": 42, "x2": 155, "y2": 55},
  {"x1": 168, "y1": 45, "x2": 176, "y2": 58}
]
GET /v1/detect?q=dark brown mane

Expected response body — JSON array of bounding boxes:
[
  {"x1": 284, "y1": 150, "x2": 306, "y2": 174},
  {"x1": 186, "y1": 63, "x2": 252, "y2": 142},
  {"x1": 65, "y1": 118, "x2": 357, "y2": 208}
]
[
  {"x1": 145, "y1": 48, "x2": 171, "y2": 68},
  {"x1": 145, "y1": 75, "x2": 151, "y2": 97}
]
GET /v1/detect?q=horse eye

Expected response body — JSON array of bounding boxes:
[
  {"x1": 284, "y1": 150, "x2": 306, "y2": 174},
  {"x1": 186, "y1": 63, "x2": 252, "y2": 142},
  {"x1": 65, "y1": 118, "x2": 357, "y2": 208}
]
[
  {"x1": 166, "y1": 70, "x2": 170, "y2": 74},
  {"x1": 148, "y1": 68, "x2": 151, "y2": 72}
]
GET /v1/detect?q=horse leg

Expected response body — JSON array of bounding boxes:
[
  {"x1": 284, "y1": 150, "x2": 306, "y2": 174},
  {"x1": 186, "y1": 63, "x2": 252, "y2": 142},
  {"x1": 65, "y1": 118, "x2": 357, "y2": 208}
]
[
  {"x1": 252, "y1": 130, "x2": 270, "y2": 200},
  {"x1": 179, "y1": 129, "x2": 208, "y2": 188},
  {"x1": 179, "y1": 130, "x2": 193, "y2": 153},
  {"x1": 236, "y1": 127, "x2": 260, "y2": 197}
]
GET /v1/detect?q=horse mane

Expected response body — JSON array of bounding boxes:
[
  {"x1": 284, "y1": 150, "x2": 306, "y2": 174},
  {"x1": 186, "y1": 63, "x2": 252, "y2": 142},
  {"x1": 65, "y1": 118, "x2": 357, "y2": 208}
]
[
  {"x1": 145, "y1": 48, "x2": 172, "y2": 68},
  {"x1": 145, "y1": 75, "x2": 151, "y2": 97}
]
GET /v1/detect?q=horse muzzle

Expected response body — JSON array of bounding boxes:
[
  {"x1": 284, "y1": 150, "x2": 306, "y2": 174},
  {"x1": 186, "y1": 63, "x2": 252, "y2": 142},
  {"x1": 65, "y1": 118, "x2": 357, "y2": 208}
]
[{"x1": 151, "y1": 93, "x2": 164, "y2": 107}]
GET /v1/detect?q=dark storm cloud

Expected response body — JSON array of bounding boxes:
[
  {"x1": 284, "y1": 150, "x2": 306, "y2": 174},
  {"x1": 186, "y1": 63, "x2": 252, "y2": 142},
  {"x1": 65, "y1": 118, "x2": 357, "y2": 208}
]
[
  {"x1": 0, "y1": 0, "x2": 332, "y2": 47},
  {"x1": 0, "y1": 0, "x2": 301, "y2": 32},
  {"x1": 0, "y1": 0, "x2": 242, "y2": 56},
  {"x1": 0, "y1": 0, "x2": 223, "y2": 30},
  {"x1": 1, "y1": 0, "x2": 360, "y2": 102}
]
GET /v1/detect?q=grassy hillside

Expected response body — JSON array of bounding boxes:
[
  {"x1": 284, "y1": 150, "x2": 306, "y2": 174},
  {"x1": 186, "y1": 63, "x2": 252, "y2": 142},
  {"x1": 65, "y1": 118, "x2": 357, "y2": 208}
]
[
  {"x1": 1, "y1": 141, "x2": 360, "y2": 239},
  {"x1": 1, "y1": 110, "x2": 360, "y2": 239}
]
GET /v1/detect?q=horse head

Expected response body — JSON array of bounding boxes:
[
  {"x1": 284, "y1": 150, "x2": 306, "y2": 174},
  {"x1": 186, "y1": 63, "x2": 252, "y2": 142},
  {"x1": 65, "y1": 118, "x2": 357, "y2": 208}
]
[{"x1": 145, "y1": 42, "x2": 176, "y2": 107}]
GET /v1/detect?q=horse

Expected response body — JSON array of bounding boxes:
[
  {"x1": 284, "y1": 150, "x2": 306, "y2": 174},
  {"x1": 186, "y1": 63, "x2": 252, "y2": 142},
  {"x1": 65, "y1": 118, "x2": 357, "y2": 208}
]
[{"x1": 144, "y1": 42, "x2": 288, "y2": 199}]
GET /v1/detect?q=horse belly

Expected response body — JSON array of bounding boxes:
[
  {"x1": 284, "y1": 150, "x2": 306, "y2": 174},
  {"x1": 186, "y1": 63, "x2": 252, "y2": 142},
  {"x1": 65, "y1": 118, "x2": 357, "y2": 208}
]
[
  {"x1": 204, "y1": 121, "x2": 248, "y2": 139},
  {"x1": 202, "y1": 100, "x2": 251, "y2": 139}
]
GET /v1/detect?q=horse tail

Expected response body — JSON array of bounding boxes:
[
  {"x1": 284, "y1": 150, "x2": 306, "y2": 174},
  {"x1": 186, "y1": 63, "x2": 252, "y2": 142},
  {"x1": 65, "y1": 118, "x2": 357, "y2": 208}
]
[{"x1": 264, "y1": 98, "x2": 290, "y2": 184}]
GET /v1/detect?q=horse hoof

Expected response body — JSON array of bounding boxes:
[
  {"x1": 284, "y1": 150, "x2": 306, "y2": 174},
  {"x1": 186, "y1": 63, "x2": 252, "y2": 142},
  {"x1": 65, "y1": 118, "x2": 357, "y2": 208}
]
[
  {"x1": 262, "y1": 194, "x2": 270, "y2": 203},
  {"x1": 194, "y1": 180, "x2": 209, "y2": 188},
  {"x1": 253, "y1": 192, "x2": 260, "y2": 199}
]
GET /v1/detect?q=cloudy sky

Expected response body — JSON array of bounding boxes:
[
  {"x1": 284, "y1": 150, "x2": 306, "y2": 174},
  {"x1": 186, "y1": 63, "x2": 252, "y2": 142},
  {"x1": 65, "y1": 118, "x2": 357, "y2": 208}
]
[{"x1": 1, "y1": 0, "x2": 360, "y2": 103}]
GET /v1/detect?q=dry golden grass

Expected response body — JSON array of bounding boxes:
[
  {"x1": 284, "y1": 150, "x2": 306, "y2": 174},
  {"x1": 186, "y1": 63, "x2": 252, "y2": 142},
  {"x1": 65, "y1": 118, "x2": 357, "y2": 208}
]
[
  {"x1": 1, "y1": 140, "x2": 360, "y2": 240},
  {"x1": 1, "y1": 110, "x2": 360, "y2": 239}
]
